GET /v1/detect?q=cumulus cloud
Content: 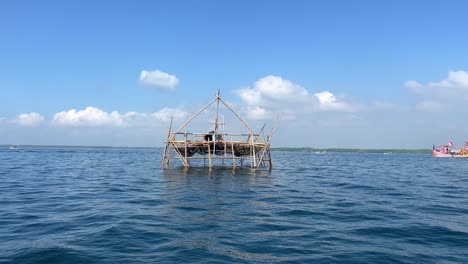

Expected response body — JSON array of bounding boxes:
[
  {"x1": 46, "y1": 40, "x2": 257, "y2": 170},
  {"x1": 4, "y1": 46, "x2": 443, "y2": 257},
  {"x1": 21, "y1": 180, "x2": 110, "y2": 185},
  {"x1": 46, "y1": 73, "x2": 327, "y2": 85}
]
[
  {"x1": 237, "y1": 75, "x2": 309, "y2": 106},
  {"x1": 236, "y1": 75, "x2": 359, "y2": 119},
  {"x1": 52, "y1": 106, "x2": 187, "y2": 127},
  {"x1": 246, "y1": 106, "x2": 272, "y2": 120},
  {"x1": 428, "y1": 70, "x2": 468, "y2": 89},
  {"x1": 405, "y1": 70, "x2": 468, "y2": 99},
  {"x1": 404, "y1": 80, "x2": 423, "y2": 89},
  {"x1": 14, "y1": 112, "x2": 45, "y2": 126},
  {"x1": 139, "y1": 69, "x2": 179, "y2": 90},
  {"x1": 53, "y1": 107, "x2": 125, "y2": 127},
  {"x1": 152, "y1": 107, "x2": 188, "y2": 122},
  {"x1": 313, "y1": 91, "x2": 357, "y2": 112}
]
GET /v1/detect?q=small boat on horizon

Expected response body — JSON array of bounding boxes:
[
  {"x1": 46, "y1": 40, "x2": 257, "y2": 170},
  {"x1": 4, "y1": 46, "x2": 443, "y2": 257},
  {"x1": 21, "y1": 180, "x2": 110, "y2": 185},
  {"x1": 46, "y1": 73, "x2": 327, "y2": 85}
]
[
  {"x1": 433, "y1": 141, "x2": 468, "y2": 158},
  {"x1": 9, "y1": 145, "x2": 19, "y2": 150}
]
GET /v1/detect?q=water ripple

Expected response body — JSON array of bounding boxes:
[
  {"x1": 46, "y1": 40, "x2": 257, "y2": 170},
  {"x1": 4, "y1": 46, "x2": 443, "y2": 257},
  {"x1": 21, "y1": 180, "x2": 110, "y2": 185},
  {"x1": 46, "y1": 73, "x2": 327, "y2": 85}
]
[{"x1": 1, "y1": 148, "x2": 468, "y2": 263}]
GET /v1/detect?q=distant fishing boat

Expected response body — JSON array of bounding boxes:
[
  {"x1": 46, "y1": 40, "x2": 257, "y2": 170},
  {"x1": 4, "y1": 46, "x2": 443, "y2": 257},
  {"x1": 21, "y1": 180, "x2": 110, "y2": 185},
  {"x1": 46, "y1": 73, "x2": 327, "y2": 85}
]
[
  {"x1": 9, "y1": 145, "x2": 18, "y2": 150},
  {"x1": 433, "y1": 141, "x2": 468, "y2": 158},
  {"x1": 305, "y1": 149, "x2": 326, "y2": 154}
]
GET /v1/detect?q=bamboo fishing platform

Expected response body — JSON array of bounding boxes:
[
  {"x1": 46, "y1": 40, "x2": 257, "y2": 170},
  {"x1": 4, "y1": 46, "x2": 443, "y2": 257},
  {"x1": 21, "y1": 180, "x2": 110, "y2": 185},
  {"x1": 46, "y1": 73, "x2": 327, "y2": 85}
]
[{"x1": 161, "y1": 91, "x2": 277, "y2": 170}]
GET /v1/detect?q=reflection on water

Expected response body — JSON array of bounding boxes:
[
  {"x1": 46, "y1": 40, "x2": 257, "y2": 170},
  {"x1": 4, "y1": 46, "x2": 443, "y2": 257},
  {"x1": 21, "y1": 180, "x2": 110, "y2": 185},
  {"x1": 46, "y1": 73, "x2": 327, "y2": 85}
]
[{"x1": 163, "y1": 165, "x2": 271, "y2": 179}]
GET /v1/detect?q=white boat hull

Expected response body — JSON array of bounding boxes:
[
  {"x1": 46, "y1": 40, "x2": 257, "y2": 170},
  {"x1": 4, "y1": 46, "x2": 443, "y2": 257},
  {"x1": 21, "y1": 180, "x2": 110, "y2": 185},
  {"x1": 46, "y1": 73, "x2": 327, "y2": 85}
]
[{"x1": 433, "y1": 149, "x2": 468, "y2": 158}]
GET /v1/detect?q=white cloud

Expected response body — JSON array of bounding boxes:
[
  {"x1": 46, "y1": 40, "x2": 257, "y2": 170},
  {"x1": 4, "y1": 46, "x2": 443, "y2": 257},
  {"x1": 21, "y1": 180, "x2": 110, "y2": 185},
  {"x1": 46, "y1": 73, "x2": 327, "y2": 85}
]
[
  {"x1": 53, "y1": 107, "x2": 125, "y2": 127},
  {"x1": 404, "y1": 80, "x2": 424, "y2": 94},
  {"x1": 404, "y1": 80, "x2": 423, "y2": 89},
  {"x1": 237, "y1": 75, "x2": 309, "y2": 106},
  {"x1": 313, "y1": 91, "x2": 357, "y2": 112},
  {"x1": 52, "y1": 106, "x2": 188, "y2": 127},
  {"x1": 246, "y1": 106, "x2": 272, "y2": 120},
  {"x1": 236, "y1": 75, "x2": 359, "y2": 119},
  {"x1": 428, "y1": 70, "x2": 468, "y2": 89},
  {"x1": 152, "y1": 107, "x2": 188, "y2": 122},
  {"x1": 14, "y1": 112, "x2": 45, "y2": 126},
  {"x1": 405, "y1": 70, "x2": 468, "y2": 99},
  {"x1": 139, "y1": 69, "x2": 179, "y2": 90},
  {"x1": 405, "y1": 70, "x2": 468, "y2": 112}
]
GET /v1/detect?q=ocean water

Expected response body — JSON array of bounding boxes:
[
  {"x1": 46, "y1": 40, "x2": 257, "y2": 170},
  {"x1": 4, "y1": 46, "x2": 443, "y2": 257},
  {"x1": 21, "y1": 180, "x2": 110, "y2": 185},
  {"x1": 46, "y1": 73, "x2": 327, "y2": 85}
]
[{"x1": 1, "y1": 147, "x2": 467, "y2": 264}]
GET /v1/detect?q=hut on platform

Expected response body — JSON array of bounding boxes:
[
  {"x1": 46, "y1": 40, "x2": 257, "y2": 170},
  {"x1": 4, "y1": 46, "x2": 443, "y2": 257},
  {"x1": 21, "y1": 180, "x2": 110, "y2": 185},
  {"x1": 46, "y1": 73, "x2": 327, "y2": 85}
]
[{"x1": 161, "y1": 91, "x2": 277, "y2": 170}]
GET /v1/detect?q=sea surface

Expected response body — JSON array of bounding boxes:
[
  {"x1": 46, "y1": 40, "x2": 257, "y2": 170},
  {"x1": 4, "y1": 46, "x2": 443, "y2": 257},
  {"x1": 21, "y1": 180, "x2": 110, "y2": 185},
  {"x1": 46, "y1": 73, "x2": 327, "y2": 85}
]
[{"x1": 1, "y1": 147, "x2": 467, "y2": 263}]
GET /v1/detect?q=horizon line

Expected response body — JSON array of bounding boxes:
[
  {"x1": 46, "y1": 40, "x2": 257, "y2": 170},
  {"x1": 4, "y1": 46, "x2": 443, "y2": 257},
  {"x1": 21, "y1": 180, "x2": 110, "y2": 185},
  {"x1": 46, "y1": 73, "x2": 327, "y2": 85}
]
[{"x1": 0, "y1": 144, "x2": 432, "y2": 151}]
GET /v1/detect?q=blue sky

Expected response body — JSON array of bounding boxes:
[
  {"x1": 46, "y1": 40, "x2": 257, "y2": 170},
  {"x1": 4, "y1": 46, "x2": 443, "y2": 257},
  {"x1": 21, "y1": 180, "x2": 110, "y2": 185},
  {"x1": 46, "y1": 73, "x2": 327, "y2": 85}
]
[{"x1": 1, "y1": 0, "x2": 468, "y2": 148}]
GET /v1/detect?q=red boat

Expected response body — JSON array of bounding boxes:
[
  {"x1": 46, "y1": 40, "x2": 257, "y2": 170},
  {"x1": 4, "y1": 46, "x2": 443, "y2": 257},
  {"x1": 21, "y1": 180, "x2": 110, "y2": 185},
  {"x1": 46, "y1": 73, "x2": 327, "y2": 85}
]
[{"x1": 433, "y1": 141, "x2": 468, "y2": 158}]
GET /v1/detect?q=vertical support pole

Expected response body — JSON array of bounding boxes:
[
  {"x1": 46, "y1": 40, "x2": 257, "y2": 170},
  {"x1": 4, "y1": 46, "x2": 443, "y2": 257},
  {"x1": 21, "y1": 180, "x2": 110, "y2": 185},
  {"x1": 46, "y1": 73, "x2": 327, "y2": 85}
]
[
  {"x1": 184, "y1": 132, "x2": 188, "y2": 166},
  {"x1": 231, "y1": 140, "x2": 235, "y2": 168},
  {"x1": 223, "y1": 115, "x2": 227, "y2": 165},
  {"x1": 268, "y1": 149, "x2": 273, "y2": 169},
  {"x1": 215, "y1": 90, "x2": 220, "y2": 134},
  {"x1": 161, "y1": 116, "x2": 173, "y2": 167},
  {"x1": 213, "y1": 91, "x2": 220, "y2": 160},
  {"x1": 247, "y1": 133, "x2": 252, "y2": 168},
  {"x1": 251, "y1": 133, "x2": 257, "y2": 168},
  {"x1": 213, "y1": 133, "x2": 216, "y2": 157},
  {"x1": 207, "y1": 141, "x2": 212, "y2": 169}
]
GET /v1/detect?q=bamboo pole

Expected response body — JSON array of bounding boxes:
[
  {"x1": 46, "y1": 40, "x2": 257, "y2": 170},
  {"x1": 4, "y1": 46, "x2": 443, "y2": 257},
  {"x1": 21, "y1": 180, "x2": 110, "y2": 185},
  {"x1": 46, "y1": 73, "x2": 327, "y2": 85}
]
[
  {"x1": 257, "y1": 128, "x2": 277, "y2": 169},
  {"x1": 254, "y1": 116, "x2": 279, "y2": 169},
  {"x1": 251, "y1": 133, "x2": 257, "y2": 168},
  {"x1": 257, "y1": 115, "x2": 279, "y2": 168},
  {"x1": 207, "y1": 141, "x2": 212, "y2": 168},
  {"x1": 218, "y1": 97, "x2": 254, "y2": 134},
  {"x1": 213, "y1": 135, "x2": 216, "y2": 157},
  {"x1": 215, "y1": 90, "x2": 220, "y2": 134},
  {"x1": 268, "y1": 150, "x2": 272, "y2": 169},
  {"x1": 223, "y1": 116, "x2": 227, "y2": 159},
  {"x1": 161, "y1": 116, "x2": 173, "y2": 166},
  {"x1": 254, "y1": 123, "x2": 267, "y2": 142},
  {"x1": 175, "y1": 96, "x2": 218, "y2": 133},
  {"x1": 231, "y1": 139, "x2": 235, "y2": 167},
  {"x1": 249, "y1": 134, "x2": 253, "y2": 168},
  {"x1": 171, "y1": 142, "x2": 189, "y2": 167},
  {"x1": 184, "y1": 132, "x2": 188, "y2": 166}
]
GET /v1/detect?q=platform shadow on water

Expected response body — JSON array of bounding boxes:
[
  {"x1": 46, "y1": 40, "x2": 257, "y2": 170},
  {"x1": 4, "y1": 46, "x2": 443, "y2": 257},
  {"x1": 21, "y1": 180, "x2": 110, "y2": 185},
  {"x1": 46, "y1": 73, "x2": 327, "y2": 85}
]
[{"x1": 162, "y1": 165, "x2": 271, "y2": 178}]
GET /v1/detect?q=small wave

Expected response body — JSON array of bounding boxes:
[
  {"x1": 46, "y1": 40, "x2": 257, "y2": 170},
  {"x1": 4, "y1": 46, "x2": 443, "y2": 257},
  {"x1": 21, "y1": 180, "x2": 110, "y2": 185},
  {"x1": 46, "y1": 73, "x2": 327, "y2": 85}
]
[
  {"x1": 5, "y1": 246, "x2": 96, "y2": 264},
  {"x1": 352, "y1": 225, "x2": 468, "y2": 247},
  {"x1": 277, "y1": 209, "x2": 326, "y2": 217},
  {"x1": 255, "y1": 223, "x2": 304, "y2": 232},
  {"x1": 174, "y1": 205, "x2": 208, "y2": 212}
]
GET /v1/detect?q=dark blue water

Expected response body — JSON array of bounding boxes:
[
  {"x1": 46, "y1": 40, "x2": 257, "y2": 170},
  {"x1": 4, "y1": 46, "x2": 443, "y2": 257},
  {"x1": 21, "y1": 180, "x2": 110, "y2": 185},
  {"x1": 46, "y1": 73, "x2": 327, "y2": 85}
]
[{"x1": 1, "y1": 147, "x2": 467, "y2": 263}]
